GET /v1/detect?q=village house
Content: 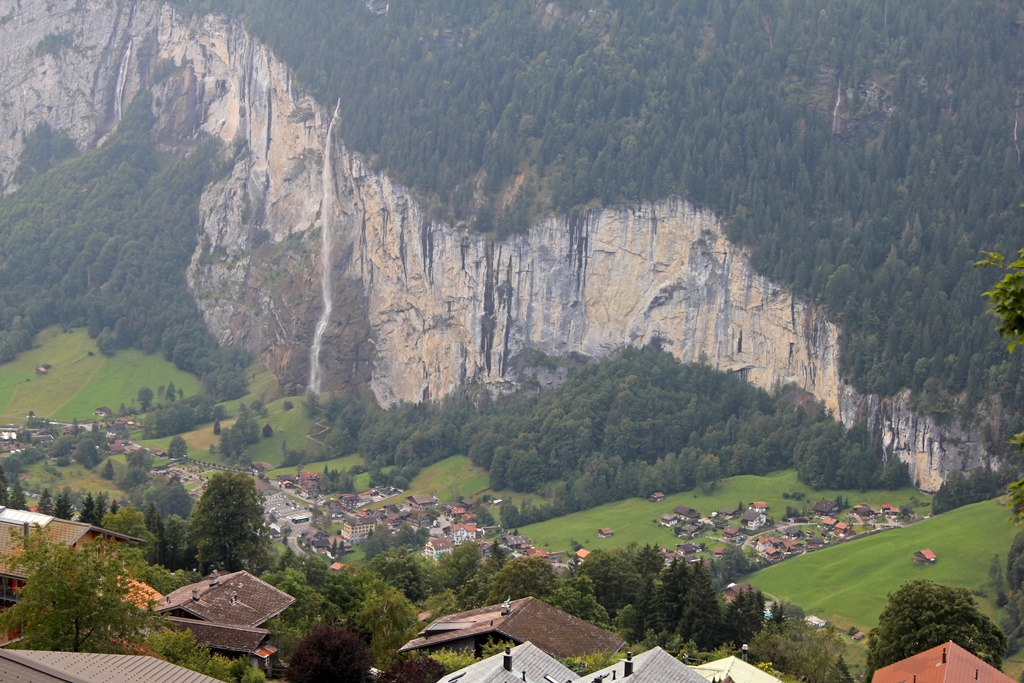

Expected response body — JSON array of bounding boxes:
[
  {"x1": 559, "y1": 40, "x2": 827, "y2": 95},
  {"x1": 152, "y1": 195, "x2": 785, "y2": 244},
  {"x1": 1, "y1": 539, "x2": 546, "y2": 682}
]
[
  {"x1": 741, "y1": 508, "x2": 766, "y2": 531},
  {"x1": 597, "y1": 528, "x2": 614, "y2": 538},
  {"x1": 750, "y1": 501, "x2": 770, "y2": 513},
  {"x1": 871, "y1": 641, "x2": 1015, "y2": 683},
  {"x1": 722, "y1": 526, "x2": 741, "y2": 543},
  {"x1": 660, "y1": 513, "x2": 679, "y2": 527},
  {"x1": 678, "y1": 523, "x2": 702, "y2": 539},
  {"x1": 406, "y1": 493, "x2": 439, "y2": 510},
  {"x1": 451, "y1": 523, "x2": 479, "y2": 546},
  {"x1": 340, "y1": 511, "x2": 376, "y2": 542},
  {"x1": 423, "y1": 537, "x2": 454, "y2": 559},
  {"x1": 721, "y1": 582, "x2": 757, "y2": 602},
  {"x1": 398, "y1": 597, "x2": 625, "y2": 660},
  {"x1": 157, "y1": 570, "x2": 294, "y2": 673},
  {"x1": 813, "y1": 499, "x2": 840, "y2": 516},
  {"x1": 673, "y1": 506, "x2": 701, "y2": 519},
  {"x1": 650, "y1": 491, "x2": 666, "y2": 502}
]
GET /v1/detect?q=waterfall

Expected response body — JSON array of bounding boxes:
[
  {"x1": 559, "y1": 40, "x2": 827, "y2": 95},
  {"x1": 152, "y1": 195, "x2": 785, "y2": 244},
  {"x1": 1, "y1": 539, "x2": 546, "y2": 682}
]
[
  {"x1": 308, "y1": 100, "x2": 342, "y2": 394},
  {"x1": 831, "y1": 79, "x2": 841, "y2": 135},
  {"x1": 114, "y1": 38, "x2": 132, "y2": 121}
]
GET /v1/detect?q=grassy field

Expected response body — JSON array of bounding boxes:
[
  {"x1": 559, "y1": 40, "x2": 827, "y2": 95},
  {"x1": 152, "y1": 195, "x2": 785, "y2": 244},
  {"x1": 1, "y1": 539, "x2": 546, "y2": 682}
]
[
  {"x1": 750, "y1": 499, "x2": 1017, "y2": 630},
  {"x1": 0, "y1": 327, "x2": 200, "y2": 423},
  {"x1": 23, "y1": 459, "x2": 123, "y2": 499},
  {"x1": 401, "y1": 456, "x2": 491, "y2": 503},
  {"x1": 137, "y1": 397, "x2": 318, "y2": 467},
  {"x1": 267, "y1": 453, "x2": 365, "y2": 479},
  {"x1": 518, "y1": 470, "x2": 929, "y2": 553}
]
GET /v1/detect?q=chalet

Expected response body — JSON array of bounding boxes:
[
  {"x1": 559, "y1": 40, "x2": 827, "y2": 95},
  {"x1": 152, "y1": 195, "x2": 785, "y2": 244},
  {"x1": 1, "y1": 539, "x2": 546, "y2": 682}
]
[
  {"x1": 806, "y1": 536, "x2": 825, "y2": 551},
  {"x1": 650, "y1": 491, "x2": 666, "y2": 502},
  {"x1": 722, "y1": 526, "x2": 740, "y2": 541},
  {"x1": 451, "y1": 523, "x2": 479, "y2": 546},
  {"x1": 741, "y1": 509, "x2": 766, "y2": 531},
  {"x1": 833, "y1": 521, "x2": 853, "y2": 536},
  {"x1": 660, "y1": 513, "x2": 679, "y2": 527},
  {"x1": 575, "y1": 548, "x2": 590, "y2": 561},
  {"x1": 805, "y1": 615, "x2": 827, "y2": 628},
  {"x1": 751, "y1": 501, "x2": 770, "y2": 512},
  {"x1": 851, "y1": 503, "x2": 874, "y2": 519},
  {"x1": 407, "y1": 493, "x2": 439, "y2": 509},
  {"x1": 673, "y1": 506, "x2": 701, "y2": 519},
  {"x1": 94, "y1": 406, "x2": 112, "y2": 417},
  {"x1": 157, "y1": 570, "x2": 294, "y2": 673},
  {"x1": 502, "y1": 534, "x2": 531, "y2": 550},
  {"x1": 398, "y1": 597, "x2": 625, "y2": 660},
  {"x1": 597, "y1": 528, "x2": 614, "y2": 538},
  {"x1": 813, "y1": 499, "x2": 840, "y2": 516},
  {"x1": 872, "y1": 641, "x2": 1015, "y2": 683},
  {"x1": 782, "y1": 538, "x2": 804, "y2": 555},
  {"x1": 0, "y1": 507, "x2": 143, "y2": 608},
  {"x1": 719, "y1": 507, "x2": 739, "y2": 518},
  {"x1": 881, "y1": 504, "x2": 899, "y2": 515},
  {"x1": 676, "y1": 542, "x2": 703, "y2": 557},
  {"x1": 852, "y1": 631, "x2": 866, "y2": 641},
  {"x1": 820, "y1": 516, "x2": 838, "y2": 529},
  {"x1": 679, "y1": 523, "x2": 701, "y2": 539},
  {"x1": 721, "y1": 581, "x2": 757, "y2": 602},
  {"x1": 763, "y1": 547, "x2": 783, "y2": 562},
  {"x1": 914, "y1": 548, "x2": 937, "y2": 564},
  {"x1": 713, "y1": 546, "x2": 726, "y2": 558}
]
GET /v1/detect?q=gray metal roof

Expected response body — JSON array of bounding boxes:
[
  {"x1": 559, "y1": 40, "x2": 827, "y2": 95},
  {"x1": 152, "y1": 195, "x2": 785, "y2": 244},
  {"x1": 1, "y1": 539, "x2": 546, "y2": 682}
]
[
  {"x1": 0, "y1": 650, "x2": 224, "y2": 683},
  {"x1": 434, "y1": 642, "x2": 576, "y2": 683},
  {"x1": 583, "y1": 647, "x2": 708, "y2": 682}
]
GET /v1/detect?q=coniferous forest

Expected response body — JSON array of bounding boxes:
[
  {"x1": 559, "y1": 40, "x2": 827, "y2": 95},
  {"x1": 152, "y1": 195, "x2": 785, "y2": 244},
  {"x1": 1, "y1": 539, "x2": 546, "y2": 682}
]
[{"x1": 163, "y1": 0, "x2": 1024, "y2": 437}]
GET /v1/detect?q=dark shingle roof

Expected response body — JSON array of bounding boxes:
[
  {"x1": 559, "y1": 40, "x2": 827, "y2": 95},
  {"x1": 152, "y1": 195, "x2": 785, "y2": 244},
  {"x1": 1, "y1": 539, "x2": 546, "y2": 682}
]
[
  {"x1": 157, "y1": 570, "x2": 295, "y2": 627},
  {"x1": 400, "y1": 596, "x2": 624, "y2": 659},
  {"x1": 433, "y1": 642, "x2": 576, "y2": 683},
  {"x1": 166, "y1": 616, "x2": 270, "y2": 654}
]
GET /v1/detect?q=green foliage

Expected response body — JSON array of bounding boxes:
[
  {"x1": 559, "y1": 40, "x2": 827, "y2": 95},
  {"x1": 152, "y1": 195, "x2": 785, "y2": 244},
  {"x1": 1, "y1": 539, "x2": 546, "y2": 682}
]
[
  {"x1": 0, "y1": 93, "x2": 249, "y2": 399},
  {"x1": 190, "y1": 471, "x2": 270, "y2": 573},
  {"x1": 0, "y1": 530, "x2": 154, "y2": 652},
  {"x1": 750, "y1": 620, "x2": 847, "y2": 683},
  {"x1": 12, "y1": 123, "x2": 77, "y2": 184},
  {"x1": 932, "y1": 466, "x2": 1007, "y2": 515},
  {"x1": 427, "y1": 649, "x2": 476, "y2": 674},
  {"x1": 144, "y1": 628, "x2": 239, "y2": 682},
  {"x1": 865, "y1": 579, "x2": 1006, "y2": 677}
]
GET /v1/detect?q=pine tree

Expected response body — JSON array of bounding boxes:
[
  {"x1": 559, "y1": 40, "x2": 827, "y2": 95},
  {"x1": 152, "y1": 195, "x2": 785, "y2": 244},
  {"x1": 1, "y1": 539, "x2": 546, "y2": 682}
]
[
  {"x1": 0, "y1": 464, "x2": 8, "y2": 507},
  {"x1": 10, "y1": 480, "x2": 27, "y2": 510},
  {"x1": 54, "y1": 490, "x2": 74, "y2": 520},
  {"x1": 101, "y1": 459, "x2": 115, "y2": 480},
  {"x1": 37, "y1": 488, "x2": 53, "y2": 515}
]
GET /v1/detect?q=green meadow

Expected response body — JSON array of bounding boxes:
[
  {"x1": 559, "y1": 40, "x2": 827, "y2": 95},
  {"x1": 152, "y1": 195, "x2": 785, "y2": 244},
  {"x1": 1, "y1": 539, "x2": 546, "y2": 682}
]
[
  {"x1": 138, "y1": 397, "x2": 317, "y2": 467},
  {"x1": 401, "y1": 455, "x2": 491, "y2": 504},
  {"x1": 519, "y1": 469, "x2": 928, "y2": 553},
  {"x1": 750, "y1": 499, "x2": 1017, "y2": 630},
  {"x1": 0, "y1": 327, "x2": 200, "y2": 423}
]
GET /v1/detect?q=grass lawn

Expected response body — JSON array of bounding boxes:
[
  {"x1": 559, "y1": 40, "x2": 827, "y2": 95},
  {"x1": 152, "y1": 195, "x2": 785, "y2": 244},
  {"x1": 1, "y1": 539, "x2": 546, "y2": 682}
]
[
  {"x1": 750, "y1": 499, "x2": 1017, "y2": 632},
  {"x1": 0, "y1": 327, "x2": 200, "y2": 423},
  {"x1": 402, "y1": 456, "x2": 492, "y2": 503}
]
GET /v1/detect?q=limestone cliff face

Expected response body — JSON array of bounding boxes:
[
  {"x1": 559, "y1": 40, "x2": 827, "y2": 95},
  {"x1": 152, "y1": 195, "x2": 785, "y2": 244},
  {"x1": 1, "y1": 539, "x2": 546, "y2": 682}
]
[{"x1": 0, "y1": 0, "x2": 994, "y2": 485}]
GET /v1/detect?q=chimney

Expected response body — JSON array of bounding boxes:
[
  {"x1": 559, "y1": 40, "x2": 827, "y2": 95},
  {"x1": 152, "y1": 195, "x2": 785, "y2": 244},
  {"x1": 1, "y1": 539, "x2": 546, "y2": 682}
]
[
  {"x1": 210, "y1": 571, "x2": 219, "y2": 587},
  {"x1": 231, "y1": 591, "x2": 237, "y2": 605},
  {"x1": 942, "y1": 648, "x2": 947, "y2": 664},
  {"x1": 22, "y1": 522, "x2": 29, "y2": 548},
  {"x1": 624, "y1": 651, "x2": 633, "y2": 677},
  {"x1": 975, "y1": 670, "x2": 979, "y2": 680},
  {"x1": 501, "y1": 597, "x2": 511, "y2": 615},
  {"x1": 503, "y1": 646, "x2": 512, "y2": 672},
  {"x1": 191, "y1": 588, "x2": 200, "y2": 602},
  {"x1": 165, "y1": 595, "x2": 171, "y2": 604}
]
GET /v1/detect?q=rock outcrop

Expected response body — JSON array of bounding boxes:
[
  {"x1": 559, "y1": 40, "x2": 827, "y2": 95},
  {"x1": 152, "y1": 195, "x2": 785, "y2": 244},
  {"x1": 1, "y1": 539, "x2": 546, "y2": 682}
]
[{"x1": 0, "y1": 0, "x2": 993, "y2": 487}]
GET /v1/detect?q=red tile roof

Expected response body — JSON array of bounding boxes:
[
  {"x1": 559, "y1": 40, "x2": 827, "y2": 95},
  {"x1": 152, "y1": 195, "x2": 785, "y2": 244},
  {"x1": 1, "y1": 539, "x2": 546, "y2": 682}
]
[{"x1": 872, "y1": 641, "x2": 1013, "y2": 683}]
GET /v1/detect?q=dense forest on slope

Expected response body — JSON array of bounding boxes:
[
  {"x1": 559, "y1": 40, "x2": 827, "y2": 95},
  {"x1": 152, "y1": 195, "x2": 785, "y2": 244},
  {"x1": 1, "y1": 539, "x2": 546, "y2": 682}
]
[
  {"x1": 302, "y1": 348, "x2": 907, "y2": 523},
  {"x1": 0, "y1": 94, "x2": 250, "y2": 399},
  {"x1": 166, "y1": 0, "x2": 1024, "y2": 434}
]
